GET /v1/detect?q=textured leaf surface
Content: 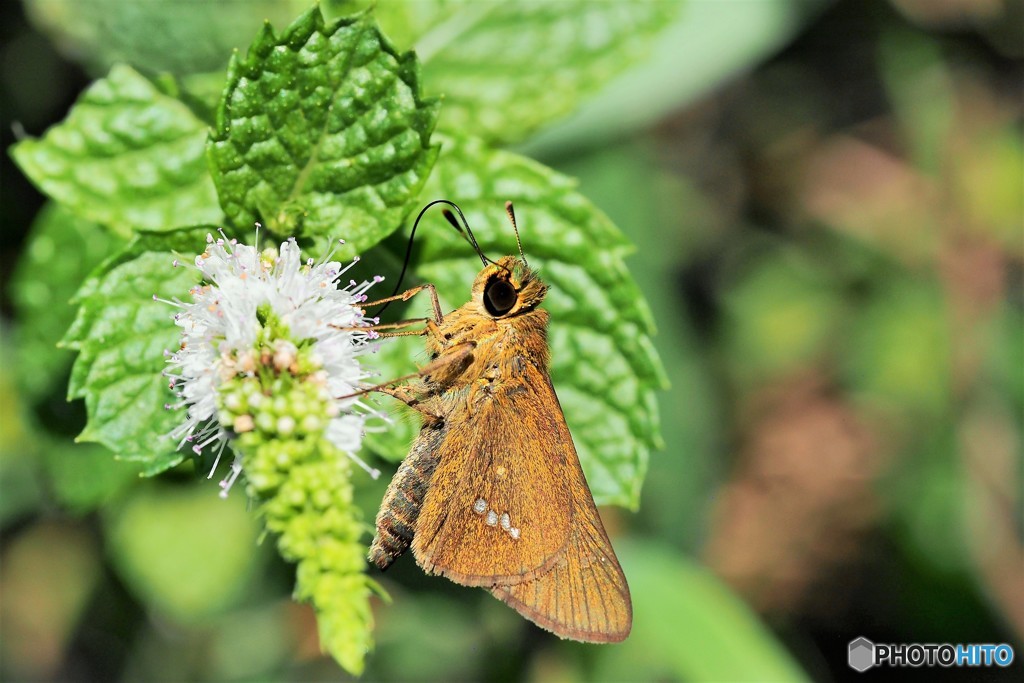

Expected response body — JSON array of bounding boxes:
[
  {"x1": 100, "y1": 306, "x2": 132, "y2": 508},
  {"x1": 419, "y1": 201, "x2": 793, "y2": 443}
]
[
  {"x1": 24, "y1": 0, "x2": 310, "y2": 75},
  {"x1": 11, "y1": 65, "x2": 222, "y2": 236},
  {"x1": 63, "y1": 227, "x2": 213, "y2": 473},
  {"x1": 11, "y1": 203, "x2": 123, "y2": 399},
  {"x1": 365, "y1": 136, "x2": 666, "y2": 508},
  {"x1": 370, "y1": 0, "x2": 682, "y2": 144},
  {"x1": 207, "y1": 8, "x2": 438, "y2": 256}
]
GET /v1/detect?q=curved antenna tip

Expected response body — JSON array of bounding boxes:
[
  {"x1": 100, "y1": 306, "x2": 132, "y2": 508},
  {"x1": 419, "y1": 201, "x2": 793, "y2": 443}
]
[
  {"x1": 383, "y1": 200, "x2": 491, "y2": 316},
  {"x1": 504, "y1": 201, "x2": 527, "y2": 266}
]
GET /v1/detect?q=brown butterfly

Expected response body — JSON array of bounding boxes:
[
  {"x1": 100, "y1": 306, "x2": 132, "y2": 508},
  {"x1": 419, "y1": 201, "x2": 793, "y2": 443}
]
[{"x1": 358, "y1": 200, "x2": 631, "y2": 643}]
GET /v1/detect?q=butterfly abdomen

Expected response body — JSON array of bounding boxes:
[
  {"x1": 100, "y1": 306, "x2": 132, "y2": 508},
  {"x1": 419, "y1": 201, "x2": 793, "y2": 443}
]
[{"x1": 369, "y1": 425, "x2": 443, "y2": 570}]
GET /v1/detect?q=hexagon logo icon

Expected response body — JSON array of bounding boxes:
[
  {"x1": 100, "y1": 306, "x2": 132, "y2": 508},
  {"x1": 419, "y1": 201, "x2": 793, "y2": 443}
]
[{"x1": 848, "y1": 637, "x2": 875, "y2": 672}]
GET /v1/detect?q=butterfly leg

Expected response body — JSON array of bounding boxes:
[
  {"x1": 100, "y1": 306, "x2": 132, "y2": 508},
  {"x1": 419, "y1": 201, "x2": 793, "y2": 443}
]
[
  {"x1": 361, "y1": 283, "x2": 443, "y2": 323},
  {"x1": 329, "y1": 317, "x2": 429, "y2": 335},
  {"x1": 374, "y1": 384, "x2": 442, "y2": 427},
  {"x1": 332, "y1": 315, "x2": 442, "y2": 340},
  {"x1": 336, "y1": 341, "x2": 475, "y2": 415},
  {"x1": 376, "y1": 324, "x2": 431, "y2": 339}
]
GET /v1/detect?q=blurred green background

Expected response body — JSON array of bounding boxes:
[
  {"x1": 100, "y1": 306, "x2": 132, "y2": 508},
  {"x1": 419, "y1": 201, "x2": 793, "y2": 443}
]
[{"x1": 1, "y1": 0, "x2": 1021, "y2": 681}]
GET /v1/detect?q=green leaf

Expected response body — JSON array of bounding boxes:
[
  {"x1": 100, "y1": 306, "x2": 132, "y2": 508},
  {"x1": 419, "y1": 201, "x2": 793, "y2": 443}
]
[
  {"x1": 522, "y1": 0, "x2": 822, "y2": 156},
  {"x1": 104, "y1": 483, "x2": 264, "y2": 622},
  {"x1": 395, "y1": 1, "x2": 682, "y2": 144},
  {"x1": 23, "y1": 0, "x2": 311, "y2": 75},
  {"x1": 596, "y1": 540, "x2": 809, "y2": 682},
  {"x1": 325, "y1": 0, "x2": 460, "y2": 50},
  {"x1": 63, "y1": 227, "x2": 213, "y2": 473},
  {"x1": 41, "y1": 438, "x2": 142, "y2": 513},
  {"x1": 365, "y1": 136, "x2": 666, "y2": 509},
  {"x1": 177, "y1": 70, "x2": 230, "y2": 125},
  {"x1": 11, "y1": 65, "x2": 222, "y2": 236},
  {"x1": 11, "y1": 203, "x2": 124, "y2": 400},
  {"x1": 207, "y1": 8, "x2": 439, "y2": 256}
]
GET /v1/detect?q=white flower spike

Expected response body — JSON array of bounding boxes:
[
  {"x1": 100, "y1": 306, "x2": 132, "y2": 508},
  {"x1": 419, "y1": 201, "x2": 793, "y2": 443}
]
[{"x1": 159, "y1": 229, "x2": 385, "y2": 496}]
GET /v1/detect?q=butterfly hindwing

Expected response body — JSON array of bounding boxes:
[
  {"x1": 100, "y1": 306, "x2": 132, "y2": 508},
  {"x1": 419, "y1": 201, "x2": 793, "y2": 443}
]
[{"x1": 490, "y1": 452, "x2": 632, "y2": 642}]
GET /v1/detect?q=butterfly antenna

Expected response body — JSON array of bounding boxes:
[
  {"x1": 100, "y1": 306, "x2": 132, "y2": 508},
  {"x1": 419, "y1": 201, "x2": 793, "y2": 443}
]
[
  {"x1": 445, "y1": 204, "x2": 514, "y2": 277},
  {"x1": 440, "y1": 206, "x2": 490, "y2": 267},
  {"x1": 504, "y1": 201, "x2": 527, "y2": 266},
  {"x1": 378, "y1": 200, "x2": 489, "y2": 316}
]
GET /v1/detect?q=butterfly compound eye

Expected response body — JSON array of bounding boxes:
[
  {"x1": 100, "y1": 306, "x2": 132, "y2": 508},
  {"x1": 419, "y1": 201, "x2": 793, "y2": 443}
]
[{"x1": 484, "y1": 278, "x2": 517, "y2": 316}]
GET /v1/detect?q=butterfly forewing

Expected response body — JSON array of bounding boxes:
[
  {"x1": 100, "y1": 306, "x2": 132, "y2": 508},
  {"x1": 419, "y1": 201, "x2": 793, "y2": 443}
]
[{"x1": 412, "y1": 363, "x2": 574, "y2": 587}]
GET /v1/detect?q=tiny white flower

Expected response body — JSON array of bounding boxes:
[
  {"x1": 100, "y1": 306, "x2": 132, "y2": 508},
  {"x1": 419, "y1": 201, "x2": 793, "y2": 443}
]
[
  {"x1": 160, "y1": 230, "x2": 385, "y2": 496},
  {"x1": 273, "y1": 339, "x2": 298, "y2": 372},
  {"x1": 277, "y1": 416, "x2": 296, "y2": 436}
]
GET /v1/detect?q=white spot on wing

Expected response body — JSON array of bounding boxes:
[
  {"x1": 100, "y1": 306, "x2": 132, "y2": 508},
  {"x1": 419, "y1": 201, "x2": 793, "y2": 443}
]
[
  {"x1": 499, "y1": 512, "x2": 511, "y2": 530},
  {"x1": 485, "y1": 510, "x2": 498, "y2": 526},
  {"x1": 472, "y1": 498, "x2": 487, "y2": 514}
]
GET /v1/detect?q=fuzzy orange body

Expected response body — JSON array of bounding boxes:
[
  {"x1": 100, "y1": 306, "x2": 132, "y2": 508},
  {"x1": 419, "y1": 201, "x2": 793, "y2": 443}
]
[{"x1": 369, "y1": 256, "x2": 632, "y2": 643}]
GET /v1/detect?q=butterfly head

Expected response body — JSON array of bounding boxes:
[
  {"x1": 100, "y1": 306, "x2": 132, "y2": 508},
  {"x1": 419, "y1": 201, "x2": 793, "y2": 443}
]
[{"x1": 472, "y1": 256, "x2": 547, "y2": 319}]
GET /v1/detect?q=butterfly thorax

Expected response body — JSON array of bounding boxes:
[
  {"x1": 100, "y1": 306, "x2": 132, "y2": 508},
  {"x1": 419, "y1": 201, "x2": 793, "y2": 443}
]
[{"x1": 423, "y1": 256, "x2": 550, "y2": 397}]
